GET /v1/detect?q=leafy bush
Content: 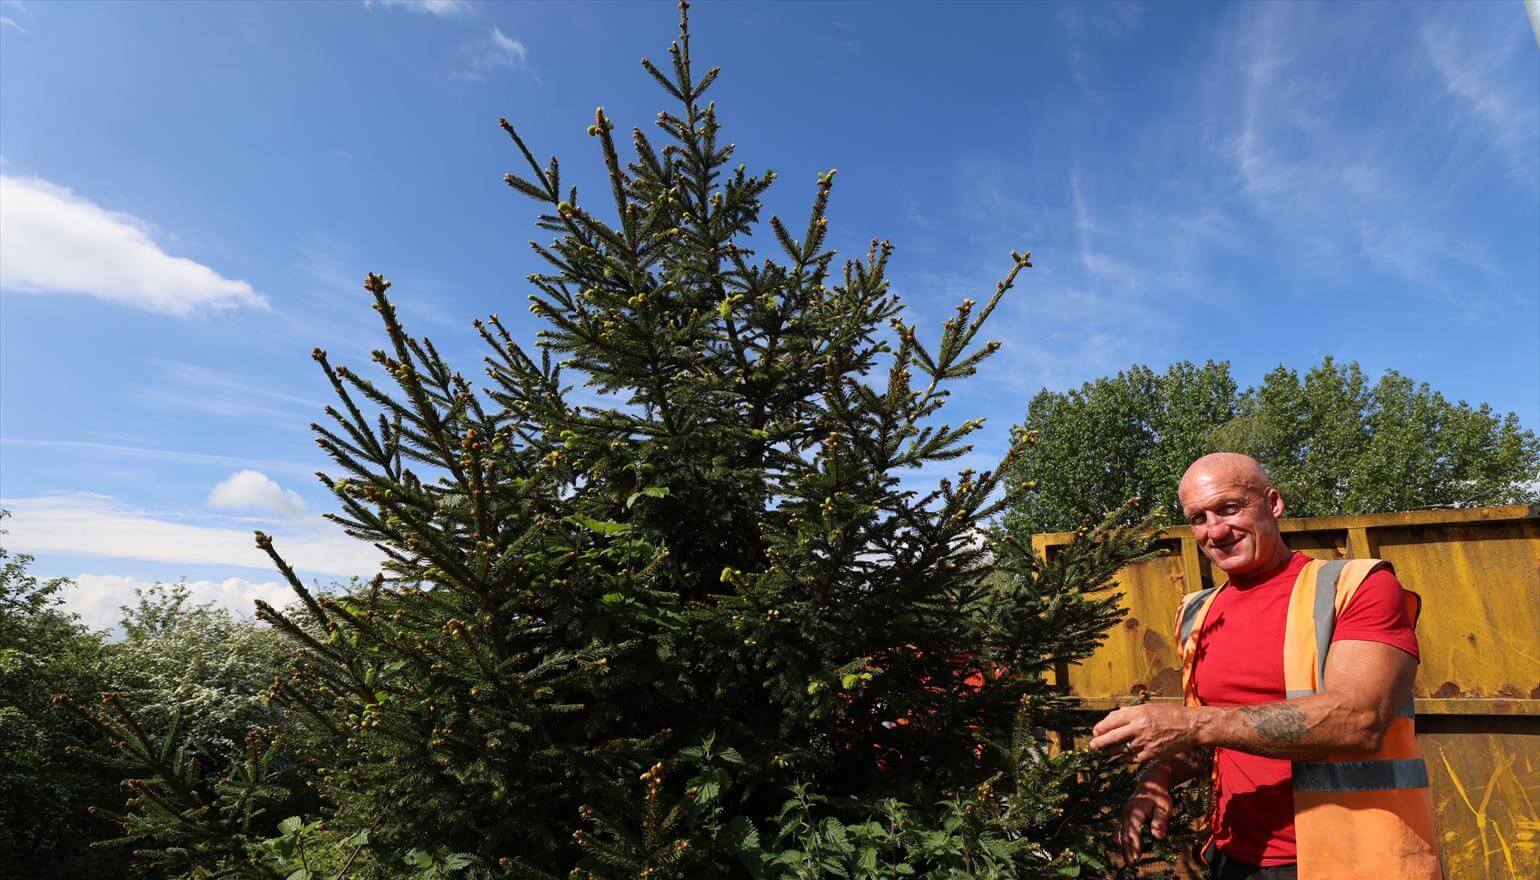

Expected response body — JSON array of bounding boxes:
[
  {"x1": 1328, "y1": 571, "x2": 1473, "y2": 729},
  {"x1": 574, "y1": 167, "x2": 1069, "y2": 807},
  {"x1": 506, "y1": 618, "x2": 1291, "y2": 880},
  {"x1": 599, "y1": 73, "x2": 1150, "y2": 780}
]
[
  {"x1": 0, "y1": 527, "x2": 123, "y2": 879},
  {"x1": 106, "y1": 583, "x2": 292, "y2": 785}
]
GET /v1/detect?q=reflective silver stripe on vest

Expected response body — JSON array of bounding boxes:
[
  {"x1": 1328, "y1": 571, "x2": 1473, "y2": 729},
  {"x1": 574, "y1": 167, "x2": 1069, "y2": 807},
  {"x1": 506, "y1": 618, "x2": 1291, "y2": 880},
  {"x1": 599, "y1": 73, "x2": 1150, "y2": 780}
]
[
  {"x1": 1286, "y1": 689, "x2": 1315, "y2": 700},
  {"x1": 1293, "y1": 757, "x2": 1429, "y2": 792},
  {"x1": 1179, "y1": 587, "x2": 1220, "y2": 646},
  {"x1": 1313, "y1": 559, "x2": 1349, "y2": 689}
]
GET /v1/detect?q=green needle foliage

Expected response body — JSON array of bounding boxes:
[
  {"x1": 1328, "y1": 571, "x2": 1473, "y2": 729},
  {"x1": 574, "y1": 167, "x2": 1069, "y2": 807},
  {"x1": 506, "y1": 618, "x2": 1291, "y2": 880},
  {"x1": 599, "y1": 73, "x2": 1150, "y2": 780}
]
[{"x1": 82, "y1": 4, "x2": 1175, "y2": 877}]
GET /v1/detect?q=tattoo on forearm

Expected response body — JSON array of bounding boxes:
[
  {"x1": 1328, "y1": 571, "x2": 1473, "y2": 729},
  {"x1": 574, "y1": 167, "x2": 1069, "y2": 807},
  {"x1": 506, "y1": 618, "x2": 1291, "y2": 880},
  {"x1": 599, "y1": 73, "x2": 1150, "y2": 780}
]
[{"x1": 1239, "y1": 704, "x2": 1308, "y2": 742}]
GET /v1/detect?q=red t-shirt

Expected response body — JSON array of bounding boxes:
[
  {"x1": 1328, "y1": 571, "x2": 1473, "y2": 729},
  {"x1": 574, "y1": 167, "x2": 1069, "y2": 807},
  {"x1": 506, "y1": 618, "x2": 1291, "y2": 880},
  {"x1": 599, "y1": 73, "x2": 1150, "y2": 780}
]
[{"x1": 1190, "y1": 551, "x2": 1420, "y2": 867}]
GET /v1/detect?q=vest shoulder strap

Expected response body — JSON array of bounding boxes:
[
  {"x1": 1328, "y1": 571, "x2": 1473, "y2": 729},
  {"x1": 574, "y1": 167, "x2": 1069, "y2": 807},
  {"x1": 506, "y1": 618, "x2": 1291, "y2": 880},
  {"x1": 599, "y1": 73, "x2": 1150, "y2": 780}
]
[
  {"x1": 1177, "y1": 585, "x2": 1224, "y2": 709},
  {"x1": 1285, "y1": 557, "x2": 1393, "y2": 696},
  {"x1": 1316, "y1": 557, "x2": 1393, "y2": 646},
  {"x1": 1177, "y1": 585, "x2": 1221, "y2": 649}
]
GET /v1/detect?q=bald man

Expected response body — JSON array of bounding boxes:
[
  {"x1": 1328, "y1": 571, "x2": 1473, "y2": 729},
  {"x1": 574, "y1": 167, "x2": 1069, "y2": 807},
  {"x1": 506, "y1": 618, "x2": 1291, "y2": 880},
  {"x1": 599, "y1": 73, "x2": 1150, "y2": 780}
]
[{"x1": 1089, "y1": 454, "x2": 1424, "y2": 880}]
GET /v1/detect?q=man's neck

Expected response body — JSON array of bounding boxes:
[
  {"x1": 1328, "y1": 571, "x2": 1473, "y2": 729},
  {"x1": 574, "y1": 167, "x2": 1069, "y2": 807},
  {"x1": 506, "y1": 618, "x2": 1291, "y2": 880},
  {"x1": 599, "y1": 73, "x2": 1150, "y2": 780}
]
[{"x1": 1229, "y1": 543, "x2": 1295, "y2": 587}]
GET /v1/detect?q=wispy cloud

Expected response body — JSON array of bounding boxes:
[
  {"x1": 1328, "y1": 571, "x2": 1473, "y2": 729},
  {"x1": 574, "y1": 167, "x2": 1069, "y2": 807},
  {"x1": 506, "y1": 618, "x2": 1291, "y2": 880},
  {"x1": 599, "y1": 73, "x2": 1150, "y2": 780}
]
[
  {"x1": 1058, "y1": 0, "x2": 1143, "y2": 95},
  {"x1": 207, "y1": 470, "x2": 307, "y2": 518},
  {"x1": 459, "y1": 26, "x2": 527, "y2": 80},
  {"x1": 1, "y1": 492, "x2": 380, "y2": 577},
  {"x1": 912, "y1": 151, "x2": 1210, "y2": 400},
  {"x1": 131, "y1": 358, "x2": 324, "y2": 426},
  {"x1": 1419, "y1": 14, "x2": 1540, "y2": 187},
  {"x1": 0, "y1": 0, "x2": 27, "y2": 33},
  {"x1": 1057, "y1": 1, "x2": 1143, "y2": 38},
  {"x1": 976, "y1": 282, "x2": 1169, "y2": 396},
  {"x1": 296, "y1": 233, "x2": 461, "y2": 331},
  {"x1": 364, "y1": 0, "x2": 471, "y2": 17},
  {"x1": 279, "y1": 234, "x2": 387, "y2": 359},
  {"x1": 0, "y1": 175, "x2": 266, "y2": 316},
  {"x1": 0, "y1": 438, "x2": 316, "y2": 478},
  {"x1": 1069, "y1": 171, "x2": 1092, "y2": 270},
  {"x1": 276, "y1": 232, "x2": 466, "y2": 369},
  {"x1": 1209, "y1": 3, "x2": 1521, "y2": 311}
]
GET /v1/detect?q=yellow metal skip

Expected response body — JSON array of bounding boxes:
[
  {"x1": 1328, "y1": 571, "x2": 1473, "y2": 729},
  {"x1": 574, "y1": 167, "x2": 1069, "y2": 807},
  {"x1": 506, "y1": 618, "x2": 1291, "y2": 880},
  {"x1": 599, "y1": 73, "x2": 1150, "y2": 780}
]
[{"x1": 1034, "y1": 504, "x2": 1540, "y2": 880}]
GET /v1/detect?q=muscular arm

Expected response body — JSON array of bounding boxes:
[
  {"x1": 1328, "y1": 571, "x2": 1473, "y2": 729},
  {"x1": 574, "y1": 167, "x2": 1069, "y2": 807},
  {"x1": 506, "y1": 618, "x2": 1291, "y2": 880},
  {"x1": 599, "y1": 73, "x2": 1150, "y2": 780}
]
[
  {"x1": 1092, "y1": 639, "x2": 1417, "y2": 763},
  {"x1": 1195, "y1": 639, "x2": 1415, "y2": 759}
]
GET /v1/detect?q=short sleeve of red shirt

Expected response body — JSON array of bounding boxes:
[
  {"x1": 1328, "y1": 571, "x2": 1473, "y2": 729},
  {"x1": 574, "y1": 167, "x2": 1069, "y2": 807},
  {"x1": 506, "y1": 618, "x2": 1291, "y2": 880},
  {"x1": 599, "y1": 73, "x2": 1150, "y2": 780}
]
[{"x1": 1330, "y1": 567, "x2": 1420, "y2": 660}]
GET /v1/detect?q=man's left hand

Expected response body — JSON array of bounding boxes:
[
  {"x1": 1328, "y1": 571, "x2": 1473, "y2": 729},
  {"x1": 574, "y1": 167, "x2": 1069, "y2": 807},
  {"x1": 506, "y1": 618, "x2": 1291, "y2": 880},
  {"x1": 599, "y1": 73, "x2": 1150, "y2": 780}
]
[{"x1": 1090, "y1": 704, "x2": 1204, "y2": 763}]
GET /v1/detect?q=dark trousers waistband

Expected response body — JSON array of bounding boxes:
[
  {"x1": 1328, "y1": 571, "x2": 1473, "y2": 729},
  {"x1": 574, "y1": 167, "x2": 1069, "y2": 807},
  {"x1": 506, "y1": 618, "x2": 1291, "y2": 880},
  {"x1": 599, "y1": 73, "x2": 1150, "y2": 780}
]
[{"x1": 1205, "y1": 845, "x2": 1298, "y2": 880}]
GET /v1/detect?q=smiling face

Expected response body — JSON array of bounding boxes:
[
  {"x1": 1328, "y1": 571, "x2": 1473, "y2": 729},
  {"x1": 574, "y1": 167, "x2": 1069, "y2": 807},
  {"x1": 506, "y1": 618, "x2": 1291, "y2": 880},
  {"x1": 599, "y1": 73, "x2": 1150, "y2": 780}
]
[{"x1": 1178, "y1": 453, "x2": 1291, "y2": 577}]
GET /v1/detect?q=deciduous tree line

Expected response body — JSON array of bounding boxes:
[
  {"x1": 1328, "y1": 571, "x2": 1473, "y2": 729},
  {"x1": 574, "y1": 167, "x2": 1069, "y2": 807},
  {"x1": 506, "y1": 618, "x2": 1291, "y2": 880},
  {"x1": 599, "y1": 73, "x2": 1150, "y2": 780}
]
[{"x1": 1007, "y1": 358, "x2": 1537, "y2": 536}]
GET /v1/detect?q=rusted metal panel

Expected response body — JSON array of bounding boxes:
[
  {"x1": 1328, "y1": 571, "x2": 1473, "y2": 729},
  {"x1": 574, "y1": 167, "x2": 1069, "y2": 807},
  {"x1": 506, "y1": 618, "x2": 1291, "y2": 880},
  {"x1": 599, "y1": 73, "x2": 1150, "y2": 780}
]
[
  {"x1": 1421, "y1": 716, "x2": 1539, "y2": 880},
  {"x1": 1372, "y1": 518, "x2": 1540, "y2": 702},
  {"x1": 1035, "y1": 503, "x2": 1540, "y2": 879}
]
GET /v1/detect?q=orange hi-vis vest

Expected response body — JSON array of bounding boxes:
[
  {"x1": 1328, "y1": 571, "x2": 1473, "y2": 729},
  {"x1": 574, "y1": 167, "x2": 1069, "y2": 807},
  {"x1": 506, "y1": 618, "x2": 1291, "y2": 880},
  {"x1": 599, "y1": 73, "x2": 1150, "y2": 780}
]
[{"x1": 1176, "y1": 558, "x2": 1443, "y2": 880}]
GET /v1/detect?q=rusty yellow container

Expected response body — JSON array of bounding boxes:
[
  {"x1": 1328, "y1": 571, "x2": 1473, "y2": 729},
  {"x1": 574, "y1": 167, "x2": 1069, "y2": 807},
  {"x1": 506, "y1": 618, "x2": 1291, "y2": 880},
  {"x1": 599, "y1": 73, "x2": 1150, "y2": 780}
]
[{"x1": 1032, "y1": 504, "x2": 1540, "y2": 880}]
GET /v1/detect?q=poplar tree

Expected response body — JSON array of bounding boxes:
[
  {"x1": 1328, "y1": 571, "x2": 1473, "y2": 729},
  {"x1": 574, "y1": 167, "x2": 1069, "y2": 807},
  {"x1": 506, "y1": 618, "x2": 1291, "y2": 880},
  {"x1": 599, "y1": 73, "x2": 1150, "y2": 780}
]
[{"x1": 78, "y1": 4, "x2": 1174, "y2": 877}]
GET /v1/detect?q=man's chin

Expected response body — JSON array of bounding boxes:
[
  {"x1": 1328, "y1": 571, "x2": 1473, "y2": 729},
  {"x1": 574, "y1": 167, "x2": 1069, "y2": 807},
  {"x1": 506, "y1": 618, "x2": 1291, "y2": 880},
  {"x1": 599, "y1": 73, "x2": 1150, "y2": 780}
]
[{"x1": 1211, "y1": 548, "x2": 1255, "y2": 574}]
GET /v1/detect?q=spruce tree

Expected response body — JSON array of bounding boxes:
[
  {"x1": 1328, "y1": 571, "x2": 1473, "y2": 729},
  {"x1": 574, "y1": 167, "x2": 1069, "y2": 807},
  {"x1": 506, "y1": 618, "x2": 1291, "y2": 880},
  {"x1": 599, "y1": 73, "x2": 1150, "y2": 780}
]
[{"x1": 79, "y1": 4, "x2": 1177, "y2": 877}]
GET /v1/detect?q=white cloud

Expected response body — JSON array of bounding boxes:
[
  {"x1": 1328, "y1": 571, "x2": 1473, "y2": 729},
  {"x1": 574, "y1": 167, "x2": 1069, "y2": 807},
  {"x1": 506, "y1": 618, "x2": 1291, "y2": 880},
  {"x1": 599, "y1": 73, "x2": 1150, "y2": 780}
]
[
  {"x1": 364, "y1": 0, "x2": 471, "y2": 15},
  {"x1": 1, "y1": 16, "x2": 25, "y2": 32},
  {"x1": 460, "y1": 26, "x2": 527, "y2": 79},
  {"x1": 208, "y1": 470, "x2": 307, "y2": 518},
  {"x1": 66, "y1": 573, "x2": 296, "y2": 632},
  {"x1": 0, "y1": 493, "x2": 380, "y2": 578},
  {"x1": 0, "y1": 175, "x2": 266, "y2": 316}
]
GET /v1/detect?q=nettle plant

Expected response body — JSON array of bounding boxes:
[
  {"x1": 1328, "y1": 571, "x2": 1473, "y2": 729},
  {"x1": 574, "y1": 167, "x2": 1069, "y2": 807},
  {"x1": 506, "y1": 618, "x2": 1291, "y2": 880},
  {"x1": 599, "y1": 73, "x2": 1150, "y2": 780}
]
[{"x1": 79, "y1": 4, "x2": 1183, "y2": 878}]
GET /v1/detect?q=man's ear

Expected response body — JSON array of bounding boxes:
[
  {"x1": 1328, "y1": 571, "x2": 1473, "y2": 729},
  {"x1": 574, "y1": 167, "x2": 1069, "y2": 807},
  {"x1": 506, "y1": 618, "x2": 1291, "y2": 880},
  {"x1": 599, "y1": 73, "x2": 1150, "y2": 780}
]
[{"x1": 1266, "y1": 487, "x2": 1286, "y2": 519}]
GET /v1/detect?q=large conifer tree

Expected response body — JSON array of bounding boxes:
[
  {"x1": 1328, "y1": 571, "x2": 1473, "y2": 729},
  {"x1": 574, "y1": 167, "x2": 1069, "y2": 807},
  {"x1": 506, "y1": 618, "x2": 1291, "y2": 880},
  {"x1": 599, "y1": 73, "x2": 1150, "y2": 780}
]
[{"x1": 78, "y1": 5, "x2": 1174, "y2": 877}]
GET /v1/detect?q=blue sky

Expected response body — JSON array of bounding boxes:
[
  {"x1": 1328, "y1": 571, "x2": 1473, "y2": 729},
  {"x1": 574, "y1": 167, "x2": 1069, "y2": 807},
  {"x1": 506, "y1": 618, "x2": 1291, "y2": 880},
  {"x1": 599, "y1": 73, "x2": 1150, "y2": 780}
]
[{"x1": 2, "y1": 0, "x2": 1537, "y2": 629}]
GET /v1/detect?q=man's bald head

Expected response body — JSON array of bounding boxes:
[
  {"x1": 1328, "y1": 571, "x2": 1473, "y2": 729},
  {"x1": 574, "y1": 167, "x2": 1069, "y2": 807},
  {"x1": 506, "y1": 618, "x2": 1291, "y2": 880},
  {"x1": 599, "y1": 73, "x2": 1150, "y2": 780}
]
[
  {"x1": 1178, "y1": 452, "x2": 1292, "y2": 576},
  {"x1": 1178, "y1": 452, "x2": 1275, "y2": 502}
]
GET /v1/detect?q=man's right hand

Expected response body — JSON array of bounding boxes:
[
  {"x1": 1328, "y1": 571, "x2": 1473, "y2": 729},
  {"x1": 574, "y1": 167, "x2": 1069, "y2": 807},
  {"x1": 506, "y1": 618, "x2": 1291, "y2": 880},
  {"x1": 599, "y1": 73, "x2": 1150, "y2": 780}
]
[{"x1": 1117, "y1": 765, "x2": 1174, "y2": 865}]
